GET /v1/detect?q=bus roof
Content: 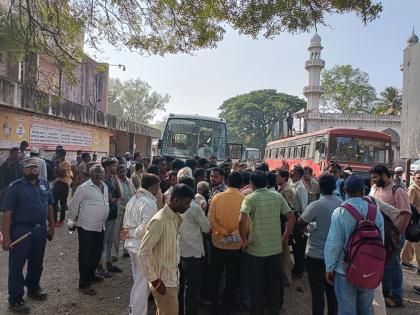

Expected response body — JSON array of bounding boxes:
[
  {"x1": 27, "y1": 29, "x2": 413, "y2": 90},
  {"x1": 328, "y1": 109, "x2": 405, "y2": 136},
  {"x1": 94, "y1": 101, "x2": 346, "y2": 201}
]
[
  {"x1": 267, "y1": 128, "x2": 392, "y2": 146},
  {"x1": 168, "y1": 113, "x2": 225, "y2": 123}
]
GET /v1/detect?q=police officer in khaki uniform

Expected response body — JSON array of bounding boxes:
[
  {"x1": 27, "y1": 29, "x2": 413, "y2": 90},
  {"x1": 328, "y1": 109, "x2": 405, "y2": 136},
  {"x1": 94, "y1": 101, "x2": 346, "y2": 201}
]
[{"x1": 1, "y1": 158, "x2": 55, "y2": 314}]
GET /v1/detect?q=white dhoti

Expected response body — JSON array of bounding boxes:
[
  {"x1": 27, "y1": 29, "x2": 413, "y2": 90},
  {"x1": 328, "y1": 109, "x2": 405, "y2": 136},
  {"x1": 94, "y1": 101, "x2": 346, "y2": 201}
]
[{"x1": 128, "y1": 249, "x2": 149, "y2": 315}]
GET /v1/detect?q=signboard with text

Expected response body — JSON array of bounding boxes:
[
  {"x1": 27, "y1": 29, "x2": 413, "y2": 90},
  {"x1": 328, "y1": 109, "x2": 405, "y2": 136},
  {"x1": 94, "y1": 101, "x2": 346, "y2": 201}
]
[
  {"x1": 0, "y1": 108, "x2": 110, "y2": 153},
  {"x1": 0, "y1": 109, "x2": 30, "y2": 149}
]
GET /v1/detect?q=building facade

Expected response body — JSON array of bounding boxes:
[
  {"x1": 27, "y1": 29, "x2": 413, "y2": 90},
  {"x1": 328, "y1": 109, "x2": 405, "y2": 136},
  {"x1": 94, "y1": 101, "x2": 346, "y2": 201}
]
[{"x1": 0, "y1": 44, "x2": 159, "y2": 161}]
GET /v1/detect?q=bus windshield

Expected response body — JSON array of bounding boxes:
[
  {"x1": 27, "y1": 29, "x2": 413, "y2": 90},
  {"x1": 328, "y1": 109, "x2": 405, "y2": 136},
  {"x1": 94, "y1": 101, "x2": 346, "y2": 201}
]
[
  {"x1": 329, "y1": 136, "x2": 391, "y2": 165},
  {"x1": 161, "y1": 118, "x2": 227, "y2": 160}
]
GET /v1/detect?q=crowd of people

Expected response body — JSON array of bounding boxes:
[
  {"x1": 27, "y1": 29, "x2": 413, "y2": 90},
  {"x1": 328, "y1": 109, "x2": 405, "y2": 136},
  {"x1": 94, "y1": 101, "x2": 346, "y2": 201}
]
[{"x1": 1, "y1": 141, "x2": 420, "y2": 315}]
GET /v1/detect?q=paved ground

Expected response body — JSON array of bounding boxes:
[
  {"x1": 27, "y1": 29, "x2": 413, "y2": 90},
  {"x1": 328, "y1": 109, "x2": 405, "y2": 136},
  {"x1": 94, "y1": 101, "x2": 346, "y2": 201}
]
[{"x1": 1, "y1": 226, "x2": 420, "y2": 315}]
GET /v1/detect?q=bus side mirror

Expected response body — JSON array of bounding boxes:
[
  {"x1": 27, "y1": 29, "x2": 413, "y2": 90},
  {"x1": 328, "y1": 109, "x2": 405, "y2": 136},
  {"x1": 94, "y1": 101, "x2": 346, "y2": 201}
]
[
  {"x1": 158, "y1": 139, "x2": 163, "y2": 150},
  {"x1": 226, "y1": 143, "x2": 243, "y2": 160}
]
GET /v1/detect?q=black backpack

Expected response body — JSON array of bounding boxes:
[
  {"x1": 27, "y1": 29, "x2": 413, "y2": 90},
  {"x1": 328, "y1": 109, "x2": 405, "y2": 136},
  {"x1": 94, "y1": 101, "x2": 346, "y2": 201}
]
[
  {"x1": 391, "y1": 185, "x2": 420, "y2": 242},
  {"x1": 405, "y1": 204, "x2": 420, "y2": 242}
]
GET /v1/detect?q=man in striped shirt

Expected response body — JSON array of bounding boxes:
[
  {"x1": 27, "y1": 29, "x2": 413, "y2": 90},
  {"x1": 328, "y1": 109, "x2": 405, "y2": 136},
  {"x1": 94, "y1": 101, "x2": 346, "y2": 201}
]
[{"x1": 139, "y1": 184, "x2": 195, "y2": 315}]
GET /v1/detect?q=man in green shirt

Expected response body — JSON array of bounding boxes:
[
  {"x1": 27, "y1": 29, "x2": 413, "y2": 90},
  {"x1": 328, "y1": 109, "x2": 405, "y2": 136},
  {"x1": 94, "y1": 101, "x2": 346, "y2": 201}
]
[{"x1": 239, "y1": 170, "x2": 295, "y2": 315}]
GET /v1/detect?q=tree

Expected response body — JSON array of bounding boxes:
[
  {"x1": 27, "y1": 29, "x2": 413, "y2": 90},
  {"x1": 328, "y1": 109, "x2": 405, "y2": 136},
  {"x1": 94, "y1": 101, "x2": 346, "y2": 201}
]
[
  {"x1": 321, "y1": 65, "x2": 377, "y2": 114},
  {"x1": 108, "y1": 78, "x2": 169, "y2": 124},
  {"x1": 219, "y1": 90, "x2": 306, "y2": 151},
  {"x1": 372, "y1": 87, "x2": 402, "y2": 115},
  {"x1": 152, "y1": 116, "x2": 169, "y2": 132},
  {"x1": 0, "y1": 1, "x2": 382, "y2": 83}
]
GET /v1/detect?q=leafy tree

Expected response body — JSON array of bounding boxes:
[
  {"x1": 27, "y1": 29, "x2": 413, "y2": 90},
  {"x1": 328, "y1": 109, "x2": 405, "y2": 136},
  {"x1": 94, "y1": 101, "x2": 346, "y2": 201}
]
[
  {"x1": 0, "y1": 1, "x2": 382, "y2": 82},
  {"x1": 219, "y1": 90, "x2": 306, "y2": 151},
  {"x1": 152, "y1": 116, "x2": 169, "y2": 132},
  {"x1": 372, "y1": 87, "x2": 402, "y2": 115},
  {"x1": 108, "y1": 78, "x2": 169, "y2": 124},
  {"x1": 321, "y1": 65, "x2": 377, "y2": 114}
]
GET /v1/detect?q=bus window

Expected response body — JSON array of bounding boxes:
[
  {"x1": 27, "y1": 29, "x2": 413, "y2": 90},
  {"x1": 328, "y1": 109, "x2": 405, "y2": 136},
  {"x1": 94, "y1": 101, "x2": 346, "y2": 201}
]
[
  {"x1": 275, "y1": 148, "x2": 279, "y2": 159},
  {"x1": 330, "y1": 136, "x2": 391, "y2": 165},
  {"x1": 314, "y1": 138, "x2": 323, "y2": 163},
  {"x1": 301, "y1": 146, "x2": 306, "y2": 159}
]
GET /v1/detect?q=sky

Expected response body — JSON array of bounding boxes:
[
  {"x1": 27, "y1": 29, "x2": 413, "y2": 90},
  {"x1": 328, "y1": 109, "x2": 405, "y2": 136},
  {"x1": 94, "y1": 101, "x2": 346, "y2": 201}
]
[{"x1": 87, "y1": 0, "x2": 420, "y2": 122}]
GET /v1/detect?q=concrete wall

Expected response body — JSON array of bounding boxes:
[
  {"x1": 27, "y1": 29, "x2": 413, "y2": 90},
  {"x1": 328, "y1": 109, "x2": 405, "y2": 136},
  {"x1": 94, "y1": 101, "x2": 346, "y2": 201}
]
[{"x1": 0, "y1": 55, "x2": 109, "y2": 112}]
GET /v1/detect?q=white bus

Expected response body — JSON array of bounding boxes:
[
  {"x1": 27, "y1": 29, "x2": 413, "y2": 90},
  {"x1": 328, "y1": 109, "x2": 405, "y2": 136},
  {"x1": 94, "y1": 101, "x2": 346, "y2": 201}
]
[
  {"x1": 158, "y1": 113, "x2": 242, "y2": 161},
  {"x1": 244, "y1": 148, "x2": 261, "y2": 161}
]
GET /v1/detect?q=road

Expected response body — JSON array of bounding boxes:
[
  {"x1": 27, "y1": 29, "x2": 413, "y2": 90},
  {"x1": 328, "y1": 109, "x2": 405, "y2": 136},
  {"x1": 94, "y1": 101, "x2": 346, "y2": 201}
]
[{"x1": 1, "y1": 226, "x2": 420, "y2": 314}]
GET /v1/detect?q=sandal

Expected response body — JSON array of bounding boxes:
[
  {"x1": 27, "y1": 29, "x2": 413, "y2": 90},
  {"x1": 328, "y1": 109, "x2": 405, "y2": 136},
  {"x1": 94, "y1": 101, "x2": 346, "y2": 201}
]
[{"x1": 107, "y1": 266, "x2": 122, "y2": 273}]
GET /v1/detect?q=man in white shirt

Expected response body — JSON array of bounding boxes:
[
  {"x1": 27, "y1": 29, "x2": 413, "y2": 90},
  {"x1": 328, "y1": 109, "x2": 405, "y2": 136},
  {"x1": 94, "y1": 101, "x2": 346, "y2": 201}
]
[
  {"x1": 121, "y1": 174, "x2": 161, "y2": 315},
  {"x1": 290, "y1": 165, "x2": 308, "y2": 278},
  {"x1": 67, "y1": 164, "x2": 109, "y2": 296},
  {"x1": 177, "y1": 176, "x2": 210, "y2": 315}
]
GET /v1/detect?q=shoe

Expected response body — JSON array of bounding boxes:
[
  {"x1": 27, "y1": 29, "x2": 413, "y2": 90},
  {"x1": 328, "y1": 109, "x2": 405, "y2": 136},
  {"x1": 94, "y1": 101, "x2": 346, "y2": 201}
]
[
  {"x1": 28, "y1": 287, "x2": 48, "y2": 301},
  {"x1": 96, "y1": 270, "x2": 112, "y2": 278},
  {"x1": 384, "y1": 296, "x2": 396, "y2": 307},
  {"x1": 413, "y1": 285, "x2": 420, "y2": 295},
  {"x1": 111, "y1": 256, "x2": 118, "y2": 262},
  {"x1": 393, "y1": 296, "x2": 404, "y2": 307},
  {"x1": 401, "y1": 262, "x2": 416, "y2": 269},
  {"x1": 9, "y1": 300, "x2": 29, "y2": 314},
  {"x1": 107, "y1": 265, "x2": 122, "y2": 273},
  {"x1": 79, "y1": 286, "x2": 97, "y2": 296}
]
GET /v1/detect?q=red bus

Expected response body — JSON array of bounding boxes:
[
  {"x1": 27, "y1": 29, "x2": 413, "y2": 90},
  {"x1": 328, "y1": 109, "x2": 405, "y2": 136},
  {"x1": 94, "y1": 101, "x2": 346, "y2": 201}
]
[{"x1": 265, "y1": 128, "x2": 392, "y2": 177}]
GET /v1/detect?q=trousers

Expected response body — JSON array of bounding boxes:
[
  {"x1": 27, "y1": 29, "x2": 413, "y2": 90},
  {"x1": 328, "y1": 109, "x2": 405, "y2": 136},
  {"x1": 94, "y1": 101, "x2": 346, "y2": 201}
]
[
  {"x1": 401, "y1": 240, "x2": 420, "y2": 268},
  {"x1": 78, "y1": 227, "x2": 104, "y2": 288},
  {"x1": 305, "y1": 255, "x2": 337, "y2": 315},
  {"x1": 101, "y1": 219, "x2": 117, "y2": 264},
  {"x1": 247, "y1": 253, "x2": 283, "y2": 315},
  {"x1": 52, "y1": 181, "x2": 69, "y2": 222},
  {"x1": 128, "y1": 249, "x2": 148, "y2": 315},
  {"x1": 291, "y1": 236, "x2": 307, "y2": 276},
  {"x1": 334, "y1": 273, "x2": 374, "y2": 315},
  {"x1": 179, "y1": 256, "x2": 203, "y2": 315},
  {"x1": 279, "y1": 246, "x2": 292, "y2": 285},
  {"x1": 152, "y1": 287, "x2": 179, "y2": 315},
  {"x1": 8, "y1": 224, "x2": 47, "y2": 304},
  {"x1": 112, "y1": 212, "x2": 125, "y2": 257},
  {"x1": 210, "y1": 246, "x2": 241, "y2": 315}
]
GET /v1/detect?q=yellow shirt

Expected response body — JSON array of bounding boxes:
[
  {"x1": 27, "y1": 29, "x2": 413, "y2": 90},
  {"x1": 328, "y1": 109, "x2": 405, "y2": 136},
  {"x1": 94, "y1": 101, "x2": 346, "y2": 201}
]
[
  {"x1": 139, "y1": 205, "x2": 183, "y2": 287},
  {"x1": 208, "y1": 187, "x2": 244, "y2": 250}
]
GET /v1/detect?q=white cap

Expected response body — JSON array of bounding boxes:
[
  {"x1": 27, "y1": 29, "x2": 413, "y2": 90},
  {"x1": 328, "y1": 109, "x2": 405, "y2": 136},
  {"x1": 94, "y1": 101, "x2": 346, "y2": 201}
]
[
  {"x1": 394, "y1": 166, "x2": 403, "y2": 172},
  {"x1": 344, "y1": 170, "x2": 352, "y2": 175},
  {"x1": 31, "y1": 148, "x2": 40, "y2": 154}
]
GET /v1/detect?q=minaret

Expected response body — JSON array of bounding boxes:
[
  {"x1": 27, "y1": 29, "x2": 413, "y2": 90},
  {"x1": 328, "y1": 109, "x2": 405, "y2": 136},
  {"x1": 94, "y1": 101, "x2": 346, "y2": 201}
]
[{"x1": 303, "y1": 33, "x2": 325, "y2": 112}]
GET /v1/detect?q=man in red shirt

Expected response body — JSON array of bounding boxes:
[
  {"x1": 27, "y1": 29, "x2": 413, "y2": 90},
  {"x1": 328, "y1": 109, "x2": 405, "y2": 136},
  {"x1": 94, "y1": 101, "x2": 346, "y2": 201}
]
[{"x1": 370, "y1": 164, "x2": 411, "y2": 307}]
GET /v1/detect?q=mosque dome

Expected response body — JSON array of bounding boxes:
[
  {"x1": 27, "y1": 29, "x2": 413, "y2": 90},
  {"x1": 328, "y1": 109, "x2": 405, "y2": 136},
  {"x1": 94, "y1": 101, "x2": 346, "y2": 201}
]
[
  {"x1": 310, "y1": 33, "x2": 321, "y2": 46},
  {"x1": 407, "y1": 29, "x2": 419, "y2": 46}
]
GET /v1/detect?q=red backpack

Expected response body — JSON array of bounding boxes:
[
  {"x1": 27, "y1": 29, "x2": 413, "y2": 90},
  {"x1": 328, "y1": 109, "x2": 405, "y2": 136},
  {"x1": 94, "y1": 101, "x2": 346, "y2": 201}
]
[{"x1": 341, "y1": 203, "x2": 386, "y2": 289}]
